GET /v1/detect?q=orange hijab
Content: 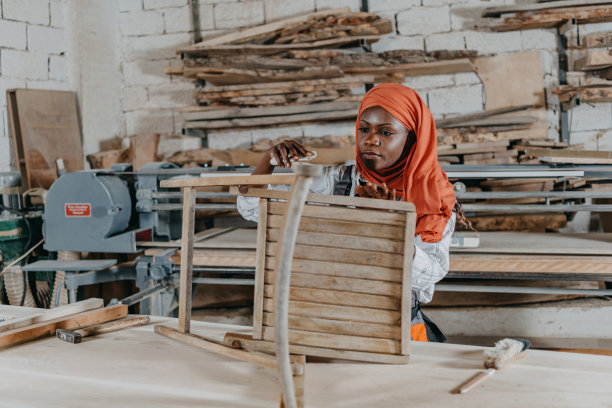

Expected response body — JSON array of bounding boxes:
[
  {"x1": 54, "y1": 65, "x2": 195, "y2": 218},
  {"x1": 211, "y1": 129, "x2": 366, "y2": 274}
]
[{"x1": 355, "y1": 83, "x2": 456, "y2": 243}]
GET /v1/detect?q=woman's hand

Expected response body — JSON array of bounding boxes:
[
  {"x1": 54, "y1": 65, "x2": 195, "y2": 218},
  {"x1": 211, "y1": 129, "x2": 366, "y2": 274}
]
[
  {"x1": 356, "y1": 181, "x2": 397, "y2": 201},
  {"x1": 267, "y1": 139, "x2": 312, "y2": 169}
]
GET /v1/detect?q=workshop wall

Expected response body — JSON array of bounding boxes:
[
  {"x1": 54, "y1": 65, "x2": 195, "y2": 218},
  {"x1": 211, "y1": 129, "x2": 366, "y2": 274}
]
[
  {"x1": 0, "y1": 0, "x2": 69, "y2": 171},
  {"x1": 2, "y1": 0, "x2": 611, "y2": 172}
]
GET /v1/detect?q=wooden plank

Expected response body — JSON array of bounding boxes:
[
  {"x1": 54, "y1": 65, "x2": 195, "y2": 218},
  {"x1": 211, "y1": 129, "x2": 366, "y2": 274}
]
[
  {"x1": 525, "y1": 148, "x2": 612, "y2": 159},
  {"x1": 175, "y1": 249, "x2": 256, "y2": 267},
  {"x1": 263, "y1": 285, "x2": 400, "y2": 310},
  {"x1": 181, "y1": 101, "x2": 360, "y2": 121},
  {"x1": 0, "y1": 298, "x2": 104, "y2": 333},
  {"x1": 493, "y1": 5, "x2": 612, "y2": 31},
  {"x1": 261, "y1": 326, "x2": 400, "y2": 354},
  {"x1": 266, "y1": 257, "x2": 403, "y2": 282},
  {"x1": 450, "y1": 254, "x2": 612, "y2": 274},
  {"x1": 582, "y1": 49, "x2": 612, "y2": 70},
  {"x1": 224, "y1": 332, "x2": 409, "y2": 364},
  {"x1": 343, "y1": 59, "x2": 475, "y2": 76},
  {"x1": 190, "y1": 76, "x2": 375, "y2": 93},
  {"x1": 179, "y1": 35, "x2": 382, "y2": 57},
  {"x1": 9, "y1": 89, "x2": 84, "y2": 190},
  {"x1": 266, "y1": 243, "x2": 404, "y2": 269},
  {"x1": 253, "y1": 199, "x2": 267, "y2": 340},
  {"x1": 267, "y1": 200, "x2": 408, "y2": 225},
  {"x1": 191, "y1": 7, "x2": 351, "y2": 47},
  {"x1": 154, "y1": 325, "x2": 279, "y2": 370},
  {"x1": 189, "y1": 65, "x2": 345, "y2": 85},
  {"x1": 267, "y1": 228, "x2": 404, "y2": 253},
  {"x1": 233, "y1": 186, "x2": 415, "y2": 213},
  {"x1": 438, "y1": 141, "x2": 510, "y2": 156},
  {"x1": 267, "y1": 214, "x2": 405, "y2": 240},
  {"x1": 401, "y1": 213, "x2": 416, "y2": 355},
  {"x1": 472, "y1": 51, "x2": 545, "y2": 109},
  {"x1": 6, "y1": 90, "x2": 27, "y2": 189},
  {"x1": 435, "y1": 105, "x2": 534, "y2": 128},
  {"x1": 0, "y1": 304, "x2": 127, "y2": 348},
  {"x1": 263, "y1": 298, "x2": 400, "y2": 325},
  {"x1": 583, "y1": 31, "x2": 612, "y2": 48},
  {"x1": 482, "y1": 1, "x2": 612, "y2": 17},
  {"x1": 263, "y1": 312, "x2": 400, "y2": 339},
  {"x1": 178, "y1": 187, "x2": 196, "y2": 333},
  {"x1": 183, "y1": 109, "x2": 358, "y2": 129},
  {"x1": 265, "y1": 271, "x2": 402, "y2": 296},
  {"x1": 555, "y1": 85, "x2": 612, "y2": 103},
  {"x1": 161, "y1": 174, "x2": 296, "y2": 188}
]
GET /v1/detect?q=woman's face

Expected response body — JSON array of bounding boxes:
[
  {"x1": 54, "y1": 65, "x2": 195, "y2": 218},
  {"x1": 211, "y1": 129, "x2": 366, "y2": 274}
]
[{"x1": 357, "y1": 106, "x2": 411, "y2": 172}]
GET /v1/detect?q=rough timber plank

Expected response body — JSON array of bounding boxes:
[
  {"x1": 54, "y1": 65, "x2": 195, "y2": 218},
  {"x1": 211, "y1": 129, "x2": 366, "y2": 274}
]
[
  {"x1": 263, "y1": 312, "x2": 401, "y2": 339},
  {"x1": 267, "y1": 214, "x2": 405, "y2": 240},
  {"x1": 263, "y1": 298, "x2": 400, "y2": 325},
  {"x1": 482, "y1": 1, "x2": 612, "y2": 17},
  {"x1": 492, "y1": 5, "x2": 612, "y2": 31},
  {"x1": 161, "y1": 174, "x2": 296, "y2": 188},
  {"x1": 262, "y1": 327, "x2": 400, "y2": 354},
  {"x1": 253, "y1": 199, "x2": 267, "y2": 340},
  {"x1": 224, "y1": 332, "x2": 409, "y2": 364},
  {"x1": 268, "y1": 201, "x2": 406, "y2": 225},
  {"x1": 266, "y1": 243, "x2": 404, "y2": 268},
  {"x1": 401, "y1": 212, "x2": 416, "y2": 355},
  {"x1": 267, "y1": 228, "x2": 404, "y2": 253},
  {"x1": 263, "y1": 285, "x2": 400, "y2": 310},
  {"x1": 178, "y1": 187, "x2": 196, "y2": 333},
  {"x1": 450, "y1": 254, "x2": 612, "y2": 275},
  {"x1": 265, "y1": 257, "x2": 402, "y2": 282}
]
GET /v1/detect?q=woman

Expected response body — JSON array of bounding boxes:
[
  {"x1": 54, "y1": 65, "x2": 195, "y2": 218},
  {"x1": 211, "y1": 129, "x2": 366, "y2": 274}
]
[{"x1": 238, "y1": 83, "x2": 463, "y2": 342}]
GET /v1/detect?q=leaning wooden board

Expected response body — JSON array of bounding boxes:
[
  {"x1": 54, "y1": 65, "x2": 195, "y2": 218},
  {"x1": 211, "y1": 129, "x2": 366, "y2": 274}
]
[{"x1": 6, "y1": 89, "x2": 84, "y2": 190}]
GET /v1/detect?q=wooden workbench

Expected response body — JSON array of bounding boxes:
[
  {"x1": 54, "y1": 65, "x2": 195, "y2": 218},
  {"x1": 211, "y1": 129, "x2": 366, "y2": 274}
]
[{"x1": 0, "y1": 317, "x2": 611, "y2": 407}]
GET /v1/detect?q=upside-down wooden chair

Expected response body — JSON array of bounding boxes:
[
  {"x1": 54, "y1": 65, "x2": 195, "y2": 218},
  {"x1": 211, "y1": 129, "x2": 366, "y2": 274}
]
[{"x1": 156, "y1": 164, "x2": 417, "y2": 408}]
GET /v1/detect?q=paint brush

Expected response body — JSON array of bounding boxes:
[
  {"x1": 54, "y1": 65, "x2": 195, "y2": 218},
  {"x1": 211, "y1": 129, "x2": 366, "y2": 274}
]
[{"x1": 455, "y1": 338, "x2": 531, "y2": 394}]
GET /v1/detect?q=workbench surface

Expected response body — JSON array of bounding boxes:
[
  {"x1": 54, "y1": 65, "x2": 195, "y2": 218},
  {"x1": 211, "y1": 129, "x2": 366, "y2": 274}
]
[{"x1": 1, "y1": 317, "x2": 611, "y2": 407}]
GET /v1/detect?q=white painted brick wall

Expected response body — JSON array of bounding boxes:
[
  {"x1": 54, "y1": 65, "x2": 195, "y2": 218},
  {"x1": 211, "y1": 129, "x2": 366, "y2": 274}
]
[
  {"x1": 2, "y1": 0, "x2": 50, "y2": 25},
  {"x1": 369, "y1": 0, "x2": 420, "y2": 13},
  {"x1": 264, "y1": 0, "x2": 314, "y2": 23},
  {"x1": 49, "y1": 55, "x2": 67, "y2": 80},
  {"x1": 122, "y1": 85, "x2": 149, "y2": 111},
  {"x1": 121, "y1": 32, "x2": 191, "y2": 61},
  {"x1": 315, "y1": 0, "x2": 360, "y2": 12},
  {"x1": 0, "y1": 78, "x2": 26, "y2": 108},
  {"x1": 425, "y1": 32, "x2": 465, "y2": 51},
  {"x1": 50, "y1": 1, "x2": 65, "y2": 28},
  {"x1": 28, "y1": 25, "x2": 66, "y2": 55},
  {"x1": 144, "y1": 0, "x2": 187, "y2": 9},
  {"x1": 568, "y1": 104, "x2": 612, "y2": 132},
  {"x1": 207, "y1": 130, "x2": 253, "y2": 150},
  {"x1": 119, "y1": 9, "x2": 164, "y2": 36},
  {"x1": 158, "y1": 135, "x2": 202, "y2": 157},
  {"x1": 371, "y1": 36, "x2": 424, "y2": 53},
  {"x1": 198, "y1": 4, "x2": 215, "y2": 31},
  {"x1": 125, "y1": 109, "x2": 175, "y2": 134},
  {"x1": 214, "y1": 1, "x2": 264, "y2": 29},
  {"x1": 403, "y1": 74, "x2": 454, "y2": 92},
  {"x1": 147, "y1": 81, "x2": 195, "y2": 109},
  {"x1": 570, "y1": 129, "x2": 612, "y2": 150},
  {"x1": 397, "y1": 7, "x2": 451, "y2": 36},
  {"x1": 453, "y1": 72, "x2": 480, "y2": 86},
  {"x1": 0, "y1": 49, "x2": 49, "y2": 80},
  {"x1": 464, "y1": 31, "x2": 522, "y2": 55},
  {"x1": 427, "y1": 83, "x2": 484, "y2": 117},
  {"x1": 123, "y1": 59, "x2": 170, "y2": 86},
  {"x1": 119, "y1": 0, "x2": 143, "y2": 12},
  {"x1": 520, "y1": 29, "x2": 556, "y2": 51},
  {"x1": 251, "y1": 125, "x2": 303, "y2": 145},
  {"x1": 0, "y1": 111, "x2": 12, "y2": 171},
  {"x1": 0, "y1": 20, "x2": 27, "y2": 49},
  {"x1": 163, "y1": 5, "x2": 192, "y2": 33}
]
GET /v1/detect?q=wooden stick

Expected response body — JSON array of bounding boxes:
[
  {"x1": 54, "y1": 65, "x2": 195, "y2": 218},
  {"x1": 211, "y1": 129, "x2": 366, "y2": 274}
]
[
  {"x1": 178, "y1": 187, "x2": 196, "y2": 333},
  {"x1": 455, "y1": 369, "x2": 496, "y2": 394}
]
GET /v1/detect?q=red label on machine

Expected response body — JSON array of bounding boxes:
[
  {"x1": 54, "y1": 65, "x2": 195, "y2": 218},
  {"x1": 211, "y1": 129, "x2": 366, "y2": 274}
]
[{"x1": 65, "y1": 203, "x2": 91, "y2": 217}]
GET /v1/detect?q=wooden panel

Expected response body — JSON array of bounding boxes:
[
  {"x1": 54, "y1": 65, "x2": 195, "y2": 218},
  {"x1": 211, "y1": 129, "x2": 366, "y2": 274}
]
[
  {"x1": 265, "y1": 271, "x2": 402, "y2": 297},
  {"x1": 242, "y1": 187, "x2": 415, "y2": 213},
  {"x1": 224, "y1": 332, "x2": 409, "y2": 364},
  {"x1": 267, "y1": 227, "x2": 404, "y2": 253},
  {"x1": 253, "y1": 199, "x2": 267, "y2": 340},
  {"x1": 268, "y1": 201, "x2": 407, "y2": 225},
  {"x1": 450, "y1": 254, "x2": 612, "y2": 274},
  {"x1": 263, "y1": 285, "x2": 400, "y2": 310},
  {"x1": 262, "y1": 327, "x2": 400, "y2": 354},
  {"x1": 174, "y1": 249, "x2": 256, "y2": 267},
  {"x1": 160, "y1": 174, "x2": 296, "y2": 188},
  {"x1": 0, "y1": 305, "x2": 127, "y2": 348},
  {"x1": 263, "y1": 313, "x2": 400, "y2": 340},
  {"x1": 266, "y1": 257, "x2": 402, "y2": 282},
  {"x1": 8, "y1": 89, "x2": 84, "y2": 190},
  {"x1": 263, "y1": 298, "x2": 400, "y2": 325},
  {"x1": 267, "y1": 214, "x2": 405, "y2": 240},
  {"x1": 401, "y1": 212, "x2": 416, "y2": 355},
  {"x1": 266, "y1": 243, "x2": 404, "y2": 269},
  {"x1": 178, "y1": 187, "x2": 196, "y2": 333}
]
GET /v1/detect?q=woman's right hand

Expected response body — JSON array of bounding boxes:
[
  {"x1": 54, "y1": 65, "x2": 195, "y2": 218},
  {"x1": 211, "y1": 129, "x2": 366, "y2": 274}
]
[{"x1": 267, "y1": 139, "x2": 312, "y2": 169}]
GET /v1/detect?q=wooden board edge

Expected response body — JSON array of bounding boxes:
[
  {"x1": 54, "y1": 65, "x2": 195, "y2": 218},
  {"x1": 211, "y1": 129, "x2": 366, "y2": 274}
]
[
  {"x1": 401, "y1": 212, "x2": 416, "y2": 355},
  {"x1": 253, "y1": 198, "x2": 267, "y2": 340}
]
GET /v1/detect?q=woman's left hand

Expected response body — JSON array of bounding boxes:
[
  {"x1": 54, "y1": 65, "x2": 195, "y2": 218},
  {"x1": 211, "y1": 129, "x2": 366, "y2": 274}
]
[{"x1": 356, "y1": 182, "x2": 397, "y2": 200}]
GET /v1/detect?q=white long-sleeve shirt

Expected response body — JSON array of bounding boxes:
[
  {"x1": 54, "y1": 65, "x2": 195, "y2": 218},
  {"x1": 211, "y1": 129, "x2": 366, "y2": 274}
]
[{"x1": 237, "y1": 164, "x2": 455, "y2": 303}]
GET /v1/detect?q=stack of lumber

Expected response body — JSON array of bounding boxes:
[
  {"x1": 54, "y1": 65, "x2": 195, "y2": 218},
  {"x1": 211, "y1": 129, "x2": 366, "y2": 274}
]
[
  {"x1": 483, "y1": 1, "x2": 612, "y2": 31},
  {"x1": 0, "y1": 299, "x2": 128, "y2": 348},
  {"x1": 167, "y1": 7, "x2": 477, "y2": 134}
]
